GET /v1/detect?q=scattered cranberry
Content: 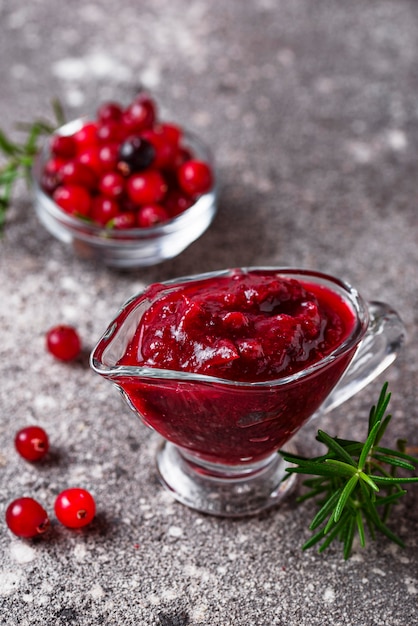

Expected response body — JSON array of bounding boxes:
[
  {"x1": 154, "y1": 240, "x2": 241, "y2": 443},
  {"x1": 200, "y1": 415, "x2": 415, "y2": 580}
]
[
  {"x1": 54, "y1": 488, "x2": 96, "y2": 529},
  {"x1": 46, "y1": 325, "x2": 82, "y2": 361},
  {"x1": 15, "y1": 426, "x2": 49, "y2": 462},
  {"x1": 40, "y1": 93, "x2": 214, "y2": 230},
  {"x1": 5, "y1": 497, "x2": 50, "y2": 538}
]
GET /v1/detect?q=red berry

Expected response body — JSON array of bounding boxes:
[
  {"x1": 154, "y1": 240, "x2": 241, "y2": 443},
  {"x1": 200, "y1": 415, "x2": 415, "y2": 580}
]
[
  {"x1": 127, "y1": 170, "x2": 167, "y2": 205},
  {"x1": 59, "y1": 161, "x2": 97, "y2": 190},
  {"x1": 44, "y1": 156, "x2": 66, "y2": 176},
  {"x1": 109, "y1": 212, "x2": 137, "y2": 229},
  {"x1": 97, "y1": 121, "x2": 125, "y2": 144},
  {"x1": 141, "y1": 129, "x2": 179, "y2": 169},
  {"x1": 99, "y1": 171, "x2": 125, "y2": 199},
  {"x1": 50, "y1": 135, "x2": 77, "y2": 159},
  {"x1": 77, "y1": 147, "x2": 102, "y2": 176},
  {"x1": 73, "y1": 122, "x2": 98, "y2": 150},
  {"x1": 97, "y1": 144, "x2": 119, "y2": 172},
  {"x1": 137, "y1": 203, "x2": 170, "y2": 227},
  {"x1": 46, "y1": 325, "x2": 82, "y2": 361},
  {"x1": 5, "y1": 497, "x2": 50, "y2": 538},
  {"x1": 122, "y1": 95, "x2": 157, "y2": 133},
  {"x1": 53, "y1": 185, "x2": 92, "y2": 217},
  {"x1": 15, "y1": 426, "x2": 49, "y2": 462},
  {"x1": 97, "y1": 101, "x2": 123, "y2": 123},
  {"x1": 164, "y1": 189, "x2": 193, "y2": 217},
  {"x1": 91, "y1": 196, "x2": 120, "y2": 226},
  {"x1": 54, "y1": 488, "x2": 96, "y2": 529},
  {"x1": 177, "y1": 160, "x2": 213, "y2": 196}
]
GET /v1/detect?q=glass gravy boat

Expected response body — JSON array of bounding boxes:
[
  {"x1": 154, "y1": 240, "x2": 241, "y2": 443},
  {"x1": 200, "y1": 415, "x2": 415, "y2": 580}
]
[{"x1": 90, "y1": 268, "x2": 405, "y2": 516}]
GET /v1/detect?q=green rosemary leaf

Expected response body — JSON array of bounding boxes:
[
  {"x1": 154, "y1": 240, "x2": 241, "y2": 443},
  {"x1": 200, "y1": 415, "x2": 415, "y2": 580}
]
[
  {"x1": 0, "y1": 129, "x2": 19, "y2": 156},
  {"x1": 323, "y1": 459, "x2": 358, "y2": 476},
  {"x1": 375, "y1": 490, "x2": 407, "y2": 507},
  {"x1": 372, "y1": 453, "x2": 416, "y2": 471},
  {"x1": 334, "y1": 474, "x2": 359, "y2": 522},
  {"x1": 358, "y1": 471, "x2": 379, "y2": 492},
  {"x1": 309, "y1": 489, "x2": 342, "y2": 530},
  {"x1": 370, "y1": 474, "x2": 418, "y2": 485},
  {"x1": 0, "y1": 101, "x2": 61, "y2": 234},
  {"x1": 358, "y1": 420, "x2": 381, "y2": 470},
  {"x1": 375, "y1": 446, "x2": 418, "y2": 464},
  {"x1": 317, "y1": 430, "x2": 358, "y2": 467},
  {"x1": 356, "y1": 510, "x2": 366, "y2": 547},
  {"x1": 343, "y1": 515, "x2": 356, "y2": 560},
  {"x1": 319, "y1": 511, "x2": 352, "y2": 553}
]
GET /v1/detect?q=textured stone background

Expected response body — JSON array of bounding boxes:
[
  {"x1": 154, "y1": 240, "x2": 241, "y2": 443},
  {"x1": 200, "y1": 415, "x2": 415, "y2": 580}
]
[{"x1": 1, "y1": 1, "x2": 418, "y2": 624}]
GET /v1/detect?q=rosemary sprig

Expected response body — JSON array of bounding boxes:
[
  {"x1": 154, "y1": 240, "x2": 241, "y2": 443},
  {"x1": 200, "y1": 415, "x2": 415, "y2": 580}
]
[
  {"x1": 280, "y1": 383, "x2": 418, "y2": 559},
  {"x1": 0, "y1": 99, "x2": 64, "y2": 233}
]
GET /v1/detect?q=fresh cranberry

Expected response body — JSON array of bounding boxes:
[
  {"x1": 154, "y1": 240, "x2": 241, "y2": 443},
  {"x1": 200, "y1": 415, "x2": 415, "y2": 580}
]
[
  {"x1": 127, "y1": 170, "x2": 167, "y2": 205},
  {"x1": 160, "y1": 123, "x2": 182, "y2": 146},
  {"x1": 164, "y1": 189, "x2": 193, "y2": 217},
  {"x1": 122, "y1": 95, "x2": 157, "y2": 133},
  {"x1": 137, "y1": 204, "x2": 170, "y2": 227},
  {"x1": 50, "y1": 135, "x2": 77, "y2": 159},
  {"x1": 59, "y1": 161, "x2": 97, "y2": 190},
  {"x1": 141, "y1": 129, "x2": 178, "y2": 169},
  {"x1": 40, "y1": 172, "x2": 60, "y2": 195},
  {"x1": 73, "y1": 122, "x2": 98, "y2": 150},
  {"x1": 15, "y1": 426, "x2": 49, "y2": 462},
  {"x1": 53, "y1": 185, "x2": 92, "y2": 217},
  {"x1": 46, "y1": 325, "x2": 82, "y2": 361},
  {"x1": 97, "y1": 101, "x2": 123, "y2": 123},
  {"x1": 98, "y1": 171, "x2": 125, "y2": 199},
  {"x1": 77, "y1": 148, "x2": 103, "y2": 176},
  {"x1": 97, "y1": 144, "x2": 119, "y2": 172},
  {"x1": 54, "y1": 488, "x2": 96, "y2": 529},
  {"x1": 109, "y1": 212, "x2": 137, "y2": 229},
  {"x1": 91, "y1": 196, "x2": 120, "y2": 226},
  {"x1": 97, "y1": 121, "x2": 125, "y2": 144},
  {"x1": 5, "y1": 497, "x2": 50, "y2": 538},
  {"x1": 44, "y1": 156, "x2": 66, "y2": 176},
  {"x1": 177, "y1": 160, "x2": 213, "y2": 196}
]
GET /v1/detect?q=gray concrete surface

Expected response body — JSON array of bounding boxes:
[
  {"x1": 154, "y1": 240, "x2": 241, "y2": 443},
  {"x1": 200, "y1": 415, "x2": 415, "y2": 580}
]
[{"x1": 1, "y1": 1, "x2": 418, "y2": 624}]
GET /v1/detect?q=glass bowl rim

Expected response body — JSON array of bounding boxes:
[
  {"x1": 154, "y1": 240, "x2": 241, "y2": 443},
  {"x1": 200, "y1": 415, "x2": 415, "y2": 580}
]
[{"x1": 90, "y1": 266, "x2": 370, "y2": 388}]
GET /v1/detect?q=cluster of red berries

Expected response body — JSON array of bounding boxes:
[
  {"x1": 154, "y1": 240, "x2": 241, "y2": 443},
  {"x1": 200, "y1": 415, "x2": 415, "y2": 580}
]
[
  {"x1": 5, "y1": 325, "x2": 95, "y2": 539},
  {"x1": 40, "y1": 92, "x2": 214, "y2": 229}
]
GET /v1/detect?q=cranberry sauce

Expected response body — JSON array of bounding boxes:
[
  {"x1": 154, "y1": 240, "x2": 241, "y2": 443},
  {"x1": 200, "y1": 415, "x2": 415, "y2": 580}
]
[
  {"x1": 113, "y1": 270, "x2": 360, "y2": 465},
  {"x1": 119, "y1": 270, "x2": 356, "y2": 382}
]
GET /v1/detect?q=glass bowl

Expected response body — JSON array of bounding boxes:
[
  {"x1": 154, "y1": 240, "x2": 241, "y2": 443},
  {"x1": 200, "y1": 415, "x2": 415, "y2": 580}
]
[{"x1": 32, "y1": 119, "x2": 218, "y2": 268}]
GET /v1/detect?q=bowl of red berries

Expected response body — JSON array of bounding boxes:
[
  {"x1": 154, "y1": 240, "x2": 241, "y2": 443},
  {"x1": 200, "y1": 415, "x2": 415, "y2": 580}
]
[{"x1": 32, "y1": 93, "x2": 217, "y2": 268}]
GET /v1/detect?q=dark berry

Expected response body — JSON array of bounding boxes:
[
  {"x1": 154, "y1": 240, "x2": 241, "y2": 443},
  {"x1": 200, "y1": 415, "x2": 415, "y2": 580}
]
[{"x1": 117, "y1": 137, "x2": 155, "y2": 175}]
